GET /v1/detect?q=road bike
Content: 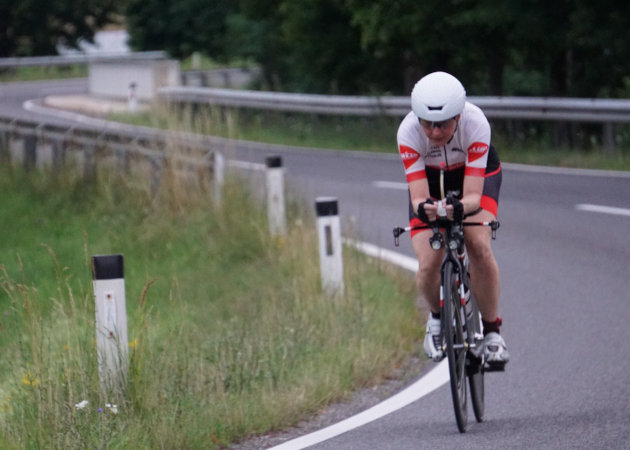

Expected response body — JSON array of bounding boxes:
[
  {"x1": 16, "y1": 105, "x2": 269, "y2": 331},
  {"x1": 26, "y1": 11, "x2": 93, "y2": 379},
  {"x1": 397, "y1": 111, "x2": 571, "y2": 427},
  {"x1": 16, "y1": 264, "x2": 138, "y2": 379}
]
[{"x1": 392, "y1": 176, "x2": 501, "y2": 432}]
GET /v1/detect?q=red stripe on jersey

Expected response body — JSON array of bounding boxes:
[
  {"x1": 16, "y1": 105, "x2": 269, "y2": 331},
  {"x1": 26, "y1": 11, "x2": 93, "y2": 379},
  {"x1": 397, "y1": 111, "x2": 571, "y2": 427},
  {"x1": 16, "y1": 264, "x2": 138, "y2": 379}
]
[
  {"x1": 467, "y1": 142, "x2": 489, "y2": 163},
  {"x1": 399, "y1": 145, "x2": 420, "y2": 170},
  {"x1": 485, "y1": 164, "x2": 501, "y2": 178},
  {"x1": 406, "y1": 170, "x2": 427, "y2": 183},
  {"x1": 427, "y1": 162, "x2": 465, "y2": 171},
  {"x1": 465, "y1": 167, "x2": 485, "y2": 177},
  {"x1": 480, "y1": 196, "x2": 498, "y2": 216}
]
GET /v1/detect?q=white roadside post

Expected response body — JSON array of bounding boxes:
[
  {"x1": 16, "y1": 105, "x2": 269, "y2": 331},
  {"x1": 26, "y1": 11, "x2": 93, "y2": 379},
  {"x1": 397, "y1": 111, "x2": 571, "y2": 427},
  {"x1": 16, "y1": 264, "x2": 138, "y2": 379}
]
[
  {"x1": 92, "y1": 254, "x2": 129, "y2": 393},
  {"x1": 213, "y1": 151, "x2": 225, "y2": 205},
  {"x1": 192, "y1": 52, "x2": 201, "y2": 70},
  {"x1": 128, "y1": 82, "x2": 138, "y2": 112},
  {"x1": 266, "y1": 155, "x2": 286, "y2": 236},
  {"x1": 315, "y1": 197, "x2": 344, "y2": 296}
]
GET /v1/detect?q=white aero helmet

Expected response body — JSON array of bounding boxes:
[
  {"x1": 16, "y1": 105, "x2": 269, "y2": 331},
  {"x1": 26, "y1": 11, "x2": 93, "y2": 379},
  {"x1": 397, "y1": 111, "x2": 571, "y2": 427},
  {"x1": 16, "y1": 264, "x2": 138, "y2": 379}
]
[{"x1": 411, "y1": 71, "x2": 466, "y2": 121}]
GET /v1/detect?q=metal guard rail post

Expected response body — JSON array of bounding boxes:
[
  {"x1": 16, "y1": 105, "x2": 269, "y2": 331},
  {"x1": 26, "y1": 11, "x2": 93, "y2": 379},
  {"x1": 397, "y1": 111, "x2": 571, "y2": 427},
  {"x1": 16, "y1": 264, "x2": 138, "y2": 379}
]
[{"x1": 0, "y1": 116, "x2": 222, "y2": 198}]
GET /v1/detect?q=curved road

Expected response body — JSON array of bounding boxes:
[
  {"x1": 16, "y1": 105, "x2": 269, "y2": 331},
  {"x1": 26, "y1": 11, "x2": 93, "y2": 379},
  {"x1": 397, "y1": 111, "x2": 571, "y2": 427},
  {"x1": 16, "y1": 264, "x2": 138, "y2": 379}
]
[{"x1": 3, "y1": 79, "x2": 630, "y2": 449}]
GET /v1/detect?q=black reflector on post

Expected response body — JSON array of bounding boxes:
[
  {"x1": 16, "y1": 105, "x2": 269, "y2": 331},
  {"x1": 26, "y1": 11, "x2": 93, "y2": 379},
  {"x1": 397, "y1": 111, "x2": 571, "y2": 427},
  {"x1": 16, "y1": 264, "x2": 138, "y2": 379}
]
[
  {"x1": 266, "y1": 155, "x2": 283, "y2": 168},
  {"x1": 92, "y1": 254, "x2": 124, "y2": 280},
  {"x1": 316, "y1": 198, "x2": 338, "y2": 217}
]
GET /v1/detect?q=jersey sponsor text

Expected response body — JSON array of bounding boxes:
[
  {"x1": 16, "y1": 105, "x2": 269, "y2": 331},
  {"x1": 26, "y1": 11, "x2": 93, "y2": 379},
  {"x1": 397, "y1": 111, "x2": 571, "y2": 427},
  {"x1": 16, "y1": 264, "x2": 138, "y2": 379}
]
[
  {"x1": 467, "y1": 142, "x2": 489, "y2": 163},
  {"x1": 399, "y1": 145, "x2": 420, "y2": 169}
]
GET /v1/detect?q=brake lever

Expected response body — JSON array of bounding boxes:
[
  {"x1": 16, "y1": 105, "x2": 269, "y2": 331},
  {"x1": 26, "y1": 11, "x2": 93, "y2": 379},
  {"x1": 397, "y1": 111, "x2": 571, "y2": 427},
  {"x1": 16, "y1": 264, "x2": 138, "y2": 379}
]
[
  {"x1": 393, "y1": 227, "x2": 406, "y2": 247},
  {"x1": 491, "y1": 221, "x2": 500, "y2": 240}
]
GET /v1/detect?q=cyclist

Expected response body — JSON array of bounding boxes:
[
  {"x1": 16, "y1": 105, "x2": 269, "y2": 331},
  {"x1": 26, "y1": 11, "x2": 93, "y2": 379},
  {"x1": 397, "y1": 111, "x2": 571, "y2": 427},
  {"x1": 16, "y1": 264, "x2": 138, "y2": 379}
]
[{"x1": 397, "y1": 71, "x2": 509, "y2": 366}]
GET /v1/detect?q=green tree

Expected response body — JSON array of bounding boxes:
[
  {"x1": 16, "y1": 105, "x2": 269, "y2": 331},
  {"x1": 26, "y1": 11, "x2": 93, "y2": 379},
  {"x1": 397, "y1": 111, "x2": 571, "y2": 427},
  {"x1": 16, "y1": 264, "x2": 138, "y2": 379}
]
[
  {"x1": 0, "y1": 0, "x2": 120, "y2": 57},
  {"x1": 225, "y1": 0, "x2": 287, "y2": 89},
  {"x1": 125, "y1": 0, "x2": 236, "y2": 59}
]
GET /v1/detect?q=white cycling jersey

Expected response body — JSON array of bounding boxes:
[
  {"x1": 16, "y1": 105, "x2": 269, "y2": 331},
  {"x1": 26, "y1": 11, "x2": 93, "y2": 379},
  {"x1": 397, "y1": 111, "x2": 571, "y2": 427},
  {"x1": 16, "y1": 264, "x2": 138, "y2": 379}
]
[{"x1": 397, "y1": 101, "x2": 491, "y2": 184}]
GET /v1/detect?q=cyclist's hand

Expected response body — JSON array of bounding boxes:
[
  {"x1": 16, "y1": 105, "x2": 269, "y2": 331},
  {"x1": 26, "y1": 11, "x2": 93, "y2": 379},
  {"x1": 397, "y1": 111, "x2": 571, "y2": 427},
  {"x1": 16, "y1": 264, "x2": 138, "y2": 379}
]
[
  {"x1": 416, "y1": 198, "x2": 437, "y2": 223},
  {"x1": 445, "y1": 197, "x2": 464, "y2": 222}
]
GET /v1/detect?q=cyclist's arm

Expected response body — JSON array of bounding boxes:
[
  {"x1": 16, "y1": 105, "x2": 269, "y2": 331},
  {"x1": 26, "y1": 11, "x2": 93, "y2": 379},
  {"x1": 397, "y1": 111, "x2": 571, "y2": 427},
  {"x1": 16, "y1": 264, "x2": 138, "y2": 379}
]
[
  {"x1": 461, "y1": 175, "x2": 483, "y2": 213},
  {"x1": 441, "y1": 175, "x2": 482, "y2": 220},
  {"x1": 409, "y1": 179, "x2": 439, "y2": 221}
]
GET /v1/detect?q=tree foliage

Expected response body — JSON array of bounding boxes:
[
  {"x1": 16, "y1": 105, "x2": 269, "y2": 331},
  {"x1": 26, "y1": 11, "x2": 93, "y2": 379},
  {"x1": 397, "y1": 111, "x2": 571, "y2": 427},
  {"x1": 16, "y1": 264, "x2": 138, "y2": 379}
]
[
  {"x1": 0, "y1": 0, "x2": 120, "y2": 58},
  {"x1": 124, "y1": 0, "x2": 630, "y2": 98},
  {"x1": 125, "y1": 0, "x2": 236, "y2": 59}
]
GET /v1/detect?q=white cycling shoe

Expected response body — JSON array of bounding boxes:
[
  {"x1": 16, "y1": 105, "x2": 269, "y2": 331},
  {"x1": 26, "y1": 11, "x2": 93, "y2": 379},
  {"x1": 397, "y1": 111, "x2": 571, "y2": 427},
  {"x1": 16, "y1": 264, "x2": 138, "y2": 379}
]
[
  {"x1": 424, "y1": 316, "x2": 445, "y2": 362},
  {"x1": 484, "y1": 332, "x2": 510, "y2": 365}
]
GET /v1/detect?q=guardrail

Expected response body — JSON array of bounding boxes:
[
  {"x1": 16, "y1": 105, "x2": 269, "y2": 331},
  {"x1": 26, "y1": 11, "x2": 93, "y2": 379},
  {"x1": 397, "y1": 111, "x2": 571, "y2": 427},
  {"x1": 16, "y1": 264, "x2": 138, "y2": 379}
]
[
  {"x1": 159, "y1": 87, "x2": 410, "y2": 116},
  {"x1": 159, "y1": 87, "x2": 630, "y2": 151},
  {"x1": 0, "y1": 115, "x2": 224, "y2": 203},
  {"x1": 159, "y1": 86, "x2": 630, "y2": 122},
  {"x1": 0, "y1": 51, "x2": 167, "y2": 69}
]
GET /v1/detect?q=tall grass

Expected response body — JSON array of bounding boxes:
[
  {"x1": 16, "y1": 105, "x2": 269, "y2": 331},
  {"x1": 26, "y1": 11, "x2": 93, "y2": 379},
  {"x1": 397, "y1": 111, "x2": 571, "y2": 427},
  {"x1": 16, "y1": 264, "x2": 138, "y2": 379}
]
[
  {"x1": 0, "y1": 145, "x2": 420, "y2": 448},
  {"x1": 109, "y1": 105, "x2": 630, "y2": 171}
]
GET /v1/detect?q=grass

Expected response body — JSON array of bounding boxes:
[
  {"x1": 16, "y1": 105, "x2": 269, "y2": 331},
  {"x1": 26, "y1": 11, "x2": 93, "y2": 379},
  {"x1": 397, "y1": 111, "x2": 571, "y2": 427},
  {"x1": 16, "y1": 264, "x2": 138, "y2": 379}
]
[
  {"x1": 110, "y1": 106, "x2": 402, "y2": 154},
  {"x1": 0, "y1": 65, "x2": 88, "y2": 83},
  {"x1": 109, "y1": 105, "x2": 630, "y2": 171},
  {"x1": 0, "y1": 146, "x2": 421, "y2": 449}
]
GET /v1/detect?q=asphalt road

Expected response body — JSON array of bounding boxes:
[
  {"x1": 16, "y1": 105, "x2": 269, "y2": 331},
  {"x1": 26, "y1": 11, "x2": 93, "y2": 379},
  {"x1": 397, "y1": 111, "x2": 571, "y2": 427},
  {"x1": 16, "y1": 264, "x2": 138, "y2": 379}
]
[{"x1": 3, "y1": 79, "x2": 630, "y2": 449}]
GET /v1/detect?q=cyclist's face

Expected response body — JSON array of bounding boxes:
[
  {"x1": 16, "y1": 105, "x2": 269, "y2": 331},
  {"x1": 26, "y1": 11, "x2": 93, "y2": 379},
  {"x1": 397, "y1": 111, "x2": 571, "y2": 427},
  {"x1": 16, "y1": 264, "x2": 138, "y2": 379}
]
[{"x1": 420, "y1": 116, "x2": 459, "y2": 146}]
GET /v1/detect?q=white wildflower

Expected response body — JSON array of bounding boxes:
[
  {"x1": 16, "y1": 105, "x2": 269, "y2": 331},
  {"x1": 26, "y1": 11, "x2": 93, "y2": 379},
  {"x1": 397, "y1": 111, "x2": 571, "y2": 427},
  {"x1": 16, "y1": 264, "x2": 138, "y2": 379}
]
[
  {"x1": 106, "y1": 403, "x2": 118, "y2": 414},
  {"x1": 75, "y1": 400, "x2": 89, "y2": 410}
]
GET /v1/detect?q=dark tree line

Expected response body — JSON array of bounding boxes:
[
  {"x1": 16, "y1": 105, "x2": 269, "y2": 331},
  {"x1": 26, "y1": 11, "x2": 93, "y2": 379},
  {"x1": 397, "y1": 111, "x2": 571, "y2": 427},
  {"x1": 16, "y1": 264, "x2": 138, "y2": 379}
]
[
  {"x1": 127, "y1": 0, "x2": 630, "y2": 98},
  {"x1": 3, "y1": 0, "x2": 629, "y2": 99},
  {"x1": 0, "y1": 0, "x2": 121, "y2": 58}
]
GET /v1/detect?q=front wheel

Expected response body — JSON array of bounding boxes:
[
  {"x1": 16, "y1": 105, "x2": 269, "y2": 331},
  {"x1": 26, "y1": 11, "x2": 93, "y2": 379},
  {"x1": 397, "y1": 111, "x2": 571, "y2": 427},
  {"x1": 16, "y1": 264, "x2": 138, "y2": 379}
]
[{"x1": 443, "y1": 261, "x2": 468, "y2": 433}]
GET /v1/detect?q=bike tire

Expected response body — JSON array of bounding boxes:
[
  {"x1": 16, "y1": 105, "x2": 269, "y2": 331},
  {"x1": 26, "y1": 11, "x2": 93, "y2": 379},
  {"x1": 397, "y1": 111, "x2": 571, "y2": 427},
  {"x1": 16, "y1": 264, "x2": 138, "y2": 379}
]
[
  {"x1": 467, "y1": 294, "x2": 485, "y2": 423},
  {"x1": 443, "y1": 261, "x2": 468, "y2": 433}
]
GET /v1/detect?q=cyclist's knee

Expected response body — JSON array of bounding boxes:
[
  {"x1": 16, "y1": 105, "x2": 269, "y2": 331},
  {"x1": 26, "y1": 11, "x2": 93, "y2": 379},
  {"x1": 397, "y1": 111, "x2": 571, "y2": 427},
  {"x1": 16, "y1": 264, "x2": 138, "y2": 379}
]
[
  {"x1": 416, "y1": 263, "x2": 439, "y2": 285},
  {"x1": 466, "y1": 236, "x2": 494, "y2": 262}
]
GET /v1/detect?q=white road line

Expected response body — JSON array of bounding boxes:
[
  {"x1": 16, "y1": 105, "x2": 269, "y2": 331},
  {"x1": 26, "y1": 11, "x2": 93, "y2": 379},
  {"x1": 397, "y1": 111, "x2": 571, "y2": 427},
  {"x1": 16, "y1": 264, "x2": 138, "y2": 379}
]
[
  {"x1": 502, "y1": 162, "x2": 630, "y2": 178},
  {"x1": 372, "y1": 181, "x2": 408, "y2": 190},
  {"x1": 343, "y1": 238, "x2": 418, "y2": 272},
  {"x1": 24, "y1": 99, "x2": 137, "y2": 131},
  {"x1": 269, "y1": 361, "x2": 448, "y2": 450},
  {"x1": 576, "y1": 204, "x2": 630, "y2": 217},
  {"x1": 268, "y1": 239, "x2": 449, "y2": 450}
]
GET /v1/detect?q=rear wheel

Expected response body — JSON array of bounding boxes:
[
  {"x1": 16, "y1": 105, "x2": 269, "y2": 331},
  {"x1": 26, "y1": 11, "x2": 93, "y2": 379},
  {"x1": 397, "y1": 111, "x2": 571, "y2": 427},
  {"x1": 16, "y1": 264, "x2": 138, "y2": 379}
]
[
  {"x1": 443, "y1": 261, "x2": 468, "y2": 433},
  {"x1": 467, "y1": 294, "x2": 485, "y2": 423}
]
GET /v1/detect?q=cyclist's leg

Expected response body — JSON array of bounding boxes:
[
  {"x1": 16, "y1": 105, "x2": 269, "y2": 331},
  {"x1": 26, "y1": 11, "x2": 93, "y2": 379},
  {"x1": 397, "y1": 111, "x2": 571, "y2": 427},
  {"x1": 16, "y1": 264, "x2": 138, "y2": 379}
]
[
  {"x1": 408, "y1": 193, "x2": 444, "y2": 314},
  {"x1": 411, "y1": 228, "x2": 444, "y2": 315},
  {"x1": 463, "y1": 209, "x2": 500, "y2": 322},
  {"x1": 464, "y1": 162, "x2": 502, "y2": 323},
  {"x1": 464, "y1": 205, "x2": 510, "y2": 365}
]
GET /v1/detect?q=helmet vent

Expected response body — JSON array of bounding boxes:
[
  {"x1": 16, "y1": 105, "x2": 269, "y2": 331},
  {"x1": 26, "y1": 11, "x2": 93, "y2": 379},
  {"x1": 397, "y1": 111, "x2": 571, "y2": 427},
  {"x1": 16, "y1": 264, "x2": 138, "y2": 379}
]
[{"x1": 428, "y1": 106, "x2": 443, "y2": 111}]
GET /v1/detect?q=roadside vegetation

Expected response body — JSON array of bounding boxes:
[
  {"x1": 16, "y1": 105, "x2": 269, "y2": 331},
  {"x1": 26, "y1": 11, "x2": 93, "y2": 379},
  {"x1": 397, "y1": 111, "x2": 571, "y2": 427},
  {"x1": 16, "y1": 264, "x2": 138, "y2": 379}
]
[
  {"x1": 109, "y1": 106, "x2": 630, "y2": 171},
  {"x1": 0, "y1": 65, "x2": 87, "y2": 83},
  {"x1": 0, "y1": 148, "x2": 420, "y2": 449}
]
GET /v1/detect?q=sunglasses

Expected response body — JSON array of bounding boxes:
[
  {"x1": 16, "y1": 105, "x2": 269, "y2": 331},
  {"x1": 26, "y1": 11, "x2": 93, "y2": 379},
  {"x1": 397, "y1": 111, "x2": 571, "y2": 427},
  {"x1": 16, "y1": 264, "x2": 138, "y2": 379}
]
[{"x1": 419, "y1": 117, "x2": 458, "y2": 130}]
